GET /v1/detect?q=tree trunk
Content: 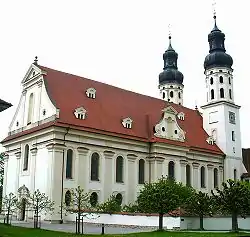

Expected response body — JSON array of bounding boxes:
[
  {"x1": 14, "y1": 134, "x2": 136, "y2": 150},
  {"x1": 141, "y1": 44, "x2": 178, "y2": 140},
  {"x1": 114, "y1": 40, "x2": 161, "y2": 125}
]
[
  {"x1": 77, "y1": 210, "x2": 81, "y2": 234},
  {"x1": 199, "y1": 215, "x2": 204, "y2": 230},
  {"x1": 232, "y1": 212, "x2": 238, "y2": 232},
  {"x1": 158, "y1": 213, "x2": 164, "y2": 231}
]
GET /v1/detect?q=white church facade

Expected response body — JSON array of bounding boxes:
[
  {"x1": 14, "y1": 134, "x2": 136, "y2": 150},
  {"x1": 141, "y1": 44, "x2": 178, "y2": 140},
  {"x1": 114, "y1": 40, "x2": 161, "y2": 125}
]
[{"x1": 1, "y1": 16, "x2": 246, "y2": 221}]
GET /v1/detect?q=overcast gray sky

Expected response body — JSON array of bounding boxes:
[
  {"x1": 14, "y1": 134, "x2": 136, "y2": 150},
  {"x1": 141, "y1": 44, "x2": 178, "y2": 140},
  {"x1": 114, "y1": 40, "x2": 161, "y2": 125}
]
[{"x1": 1, "y1": 0, "x2": 250, "y2": 150}]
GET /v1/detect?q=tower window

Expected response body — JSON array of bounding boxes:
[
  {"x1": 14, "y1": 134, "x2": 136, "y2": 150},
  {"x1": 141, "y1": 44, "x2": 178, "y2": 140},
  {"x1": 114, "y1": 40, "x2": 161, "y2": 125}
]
[
  {"x1": 219, "y1": 70, "x2": 222, "y2": 72},
  {"x1": 219, "y1": 76, "x2": 223, "y2": 83},
  {"x1": 220, "y1": 88, "x2": 224, "y2": 98},
  {"x1": 163, "y1": 92, "x2": 165, "y2": 99},
  {"x1": 178, "y1": 92, "x2": 181, "y2": 99},
  {"x1": 210, "y1": 77, "x2": 213, "y2": 85},
  {"x1": 211, "y1": 89, "x2": 214, "y2": 100},
  {"x1": 170, "y1": 91, "x2": 174, "y2": 98},
  {"x1": 210, "y1": 71, "x2": 213, "y2": 74},
  {"x1": 229, "y1": 89, "x2": 232, "y2": 99},
  {"x1": 232, "y1": 131, "x2": 235, "y2": 141},
  {"x1": 170, "y1": 86, "x2": 173, "y2": 88},
  {"x1": 228, "y1": 77, "x2": 231, "y2": 85}
]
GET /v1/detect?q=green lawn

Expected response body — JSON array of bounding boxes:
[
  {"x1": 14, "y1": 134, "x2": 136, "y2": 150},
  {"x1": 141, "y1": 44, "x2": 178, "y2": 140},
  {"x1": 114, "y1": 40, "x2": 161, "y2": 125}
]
[{"x1": 0, "y1": 224, "x2": 249, "y2": 237}]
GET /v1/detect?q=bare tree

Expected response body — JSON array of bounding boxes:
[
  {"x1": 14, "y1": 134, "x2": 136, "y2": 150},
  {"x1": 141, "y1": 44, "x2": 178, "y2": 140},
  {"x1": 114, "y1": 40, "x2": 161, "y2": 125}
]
[{"x1": 1, "y1": 193, "x2": 18, "y2": 224}]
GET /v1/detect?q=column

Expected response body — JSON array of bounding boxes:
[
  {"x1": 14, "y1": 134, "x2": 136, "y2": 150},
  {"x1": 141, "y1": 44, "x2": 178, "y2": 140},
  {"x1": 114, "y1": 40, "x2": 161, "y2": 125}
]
[
  {"x1": 77, "y1": 147, "x2": 89, "y2": 190},
  {"x1": 2, "y1": 154, "x2": 9, "y2": 198},
  {"x1": 127, "y1": 154, "x2": 137, "y2": 203},
  {"x1": 103, "y1": 150, "x2": 115, "y2": 201},
  {"x1": 14, "y1": 151, "x2": 21, "y2": 194},
  {"x1": 30, "y1": 147, "x2": 38, "y2": 193},
  {"x1": 180, "y1": 160, "x2": 187, "y2": 185},
  {"x1": 46, "y1": 143, "x2": 66, "y2": 222},
  {"x1": 207, "y1": 164, "x2": 214, "y2": 192},
  {"x1": 219, "y1": 166, "x2": 224, "y2": 189},
  {"x1": 192, "y1": 162, "x2": 199, "y2": 189}
]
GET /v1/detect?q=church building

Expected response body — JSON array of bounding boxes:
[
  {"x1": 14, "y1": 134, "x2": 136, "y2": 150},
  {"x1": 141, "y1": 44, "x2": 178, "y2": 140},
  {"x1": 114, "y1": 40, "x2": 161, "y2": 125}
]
[{"x1": 1, "y1": 15, "x2": 246, "y2": 221}]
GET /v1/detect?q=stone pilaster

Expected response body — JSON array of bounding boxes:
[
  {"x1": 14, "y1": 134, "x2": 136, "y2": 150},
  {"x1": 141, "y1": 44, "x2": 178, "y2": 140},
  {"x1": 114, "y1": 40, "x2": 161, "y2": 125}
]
[
  {"x1": 127, "y1": 154, "x2": 137, "y2": 203},
  {"x1": 2, "y1": 154, "x2": 9, "y2": 198},
  {"x1": 30, "y1": 147, "x2": 38, "y2": 193},
  {"x1": 46, "y1": 143, "x2": 66, "y2": 222},
  {"x1": 15, "y1": 151, "x2": 21, "y2": 194},
  {"x1": 207, "y1": 164, "x2": 214, "y2": 192},
  {"x1": 155, "y1": 157, "x2": 164, "y2": 180},
  {"x1": 192, "y1": 162, "x2": 199, "y2": 189},
  {"x1": 77, "y1": 147, "x2": 89, "y2": 190},
  {"x1": 180, "y1": 160, "x2": 188, "y2": 185},
  {"x1": 103, "y1": 150, "x2": 115, "y2": 200}
]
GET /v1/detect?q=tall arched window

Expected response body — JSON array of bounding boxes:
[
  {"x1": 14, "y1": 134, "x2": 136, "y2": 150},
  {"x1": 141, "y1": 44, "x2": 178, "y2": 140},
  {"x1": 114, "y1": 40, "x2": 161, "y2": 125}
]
[
  {"x1": 214, "y1": 168, "x2": 218, "y2": 188},
  {"x1": 66, "y1": 149, "x2": 73, "y2": 179},
  {"x1": 115, "y1": 193, "x2": 123, "y2": 205},
  {"x1": 234, "y1": 169, "x2": 237, "y2": 181},
  {"x1": 228, "y1": 77, "x2": 231, "y2": 84},
  {"x1": 138, "y1": 159, "x2": 145, "y2": 184},
  {"x1": 201, "y1": 166, "x2": 206, "y2": 188},
  {"x1": 168, "y1": 161, "x2": 175, "y2": 180},
  {"x1": 65, "y1": 190, "x2": 71, "y2": 206},
  {"x1": 210, "y1": 77, "x2": 213, "y2": 85},
  {"x1": 23, "y1": 144, "x2": 29, "y2": 171},
  {"x1": 220, "y1": 88, "x2": 224, "y2": 98},
  {"x1": 219, "y1": 76, "x2": 223, "y2": 83},
  {"x1": 178, "y1": 92, "x2": 181, "y2": 99},
  {"x1": 27, "y1": 93, "x2": 34, "y2": 125},
  {"x1": 229, "y1": 89, "x2": 232, "y2": 99},
  {"x1": 186, "y1": 164, "x2": 191, "y2": 186},
  {"x1": 211, "y1": 89, "x2": 214, "y2": 100},
  {"x1": 170, "y1": 91, "x2": 174, "y2": 98},
  {"x1": 90, "y1": 192, "x2": 98, "y2": 207},
  {"x1": 162, "y1": 92, "x2": 165, "y2": 99},
  {"x1": 91, "y1": 153, "x2": 99, "y2": 181},
  {"x1": 116, "y1": 156, "x2": 124, "y2": 183}
]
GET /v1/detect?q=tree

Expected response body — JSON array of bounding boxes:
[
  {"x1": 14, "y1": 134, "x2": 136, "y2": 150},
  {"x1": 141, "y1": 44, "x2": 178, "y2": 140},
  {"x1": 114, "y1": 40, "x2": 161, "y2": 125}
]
[
  {"x1": 97, "y1": 195, "x2": 121, "y2": 214},
  {"x1": 137, "y1": 176, "x2": 193, "y2": 230},
  {"x1": 1, "y1": 192, "x2": 18, "y2": 224},
  {"x1": 62, "y1": 186, "x2": 90, "y2": 234},
  {"x1": 183, "y1": 191, "x2": 214, "y2": 230},
  {"x1": 26, "y1": 189, "x2": 54, "y2": 228},
  {"x1": 212, "y1": 179, "x2": 250, "y2": 232}
]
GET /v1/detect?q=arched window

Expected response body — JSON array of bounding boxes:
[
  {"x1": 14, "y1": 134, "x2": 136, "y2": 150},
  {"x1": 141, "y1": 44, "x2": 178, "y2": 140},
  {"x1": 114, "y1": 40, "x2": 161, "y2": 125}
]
[
  {"x1": 211, "y1": 89, "x2": 214, "y2": 100},
  {"x1": 214, "y1": 168, "x2": 218, "y2": 188},
  {"x1": 229, "y1": 89, "x2": 232, "y2": 99},
  {"x1": 234, "y1": 169, "x2": 237, "y2": 181},
  {"x1": 168, "y1": 161, "x2": 175, "y2": 180},
  {"x1": 65, "y1": 190, "x2": 71, "y2": 206},
  {"x1": 220, "y1": 88, "x2": 224, "y2": 98},
  {"x1": 219, "y1": 76, "x2": 223, "y2": 83},
  {"x1": 162, "y1": 92, "x2": 165, "y2": 99},
  {"x1": 178, "y1": 92, "x2": 181, "y2": 99},
  {"x1": 27, "y1": 93, "x2": 34, "y2": 125},
  {"x1": 23, "y1": 144, "x2": 29, "y2": 171},
  {"x1": 186, "y1": 164, "x2": 191, "y2": 186},
  {"x1": 66, "y1": 149, "x2": 73, "y2": 179},
  {"x1": 170, "y1": 91, "x2": 174, "y2": 98},
  {"x1": 201, "y1": 166, "x2": 206, "y2": 188},
  {"x1": 115, "y1": 193, "x2": 123, "y2": 205},
  {"x1": 210, "y1": 77, "x2": 213, "y2": 85},
  {"x1": 138, "y1": 159, "x2": 145, "y2": 184},
  {"x1": 90, "y1": 192, "x2": 98, "y2": 207},
  {"x1": 116, "y1": 156, "x2": 124, "y2": 183},
  {"x1": 91, "y1": 153, "x2": 99, "y2": 181},
  {"x1": 228, "y1": 77, "x2": 231, "y2": 84}
]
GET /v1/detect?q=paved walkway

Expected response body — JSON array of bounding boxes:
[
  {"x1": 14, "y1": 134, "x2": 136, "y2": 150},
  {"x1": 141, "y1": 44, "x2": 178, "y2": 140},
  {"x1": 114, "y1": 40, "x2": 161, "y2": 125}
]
[{"x1": 5, "y1": 220, "x2": 156, "y2": 235}]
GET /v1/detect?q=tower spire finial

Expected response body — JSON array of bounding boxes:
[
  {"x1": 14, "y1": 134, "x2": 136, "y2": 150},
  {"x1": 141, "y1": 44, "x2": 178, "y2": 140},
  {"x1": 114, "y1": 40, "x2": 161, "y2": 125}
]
[
  {"x1": 34, "y1": 56, "x2": 38, "y2": 65},
  {"x1": 168, "y1": 24, "x2": 171, "y2": 40}
]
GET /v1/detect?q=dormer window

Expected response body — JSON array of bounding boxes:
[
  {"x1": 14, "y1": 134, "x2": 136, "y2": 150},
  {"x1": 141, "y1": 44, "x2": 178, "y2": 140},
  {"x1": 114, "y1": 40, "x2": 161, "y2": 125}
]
[
  {"x1": 74, "y1": 107, "x2": 87, "y2": 120},
  {"x1": 177, "y1": 112, "x2": 185, "y2": 121},
  {"x1": 86, "y1": 88, "x2": 96, "y2": 99},
  {"x1": 122, "y1": 117, "x2": 133, "y2": 129},
  {"x1": 206, "y1": 136, "x2": 215, "y2": 145}
]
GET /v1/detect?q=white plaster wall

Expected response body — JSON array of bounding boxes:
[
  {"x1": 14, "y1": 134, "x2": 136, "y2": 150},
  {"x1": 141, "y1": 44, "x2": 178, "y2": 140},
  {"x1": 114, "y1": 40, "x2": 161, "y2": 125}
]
[
  {"x1": 64, "y1": 213, "x2": 180, "y2": 229},
  {"x1": 180, "y1": 217, "x2": 250, "y2": 231},
  {"x1": 5, "y1": 156, "x2": 17, "y2": 195}
]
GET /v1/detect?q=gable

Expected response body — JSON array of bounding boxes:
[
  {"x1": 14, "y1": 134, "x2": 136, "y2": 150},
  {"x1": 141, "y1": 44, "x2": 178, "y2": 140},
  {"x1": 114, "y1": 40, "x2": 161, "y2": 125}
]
[{"x1": 21, "y1": 64, "x2": 46, "y2": 85}]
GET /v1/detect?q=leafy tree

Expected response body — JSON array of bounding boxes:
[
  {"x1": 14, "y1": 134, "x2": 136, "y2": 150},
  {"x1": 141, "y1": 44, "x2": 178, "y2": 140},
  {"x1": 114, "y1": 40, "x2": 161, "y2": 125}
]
[
  {"x1": 62, "y1": 186, "x2": 90, "y2": 234},
  {"x1": 97, "y1": 195, "x2": 121, "y2": 214},
  {"x1": 137, "y1": 176, "x2": 193, "y2": 230},
  {"x1": 1, "y1": 192, "x2": 18, "y2": 224},
  {"x1": 122, "y1": 202, "x2": 139, "y2": 213},
  {"x1": 183, "y1": 191, "x2": 214, "y2": 230},
  {"x1": 212, "y1": 179, "x2": 250, "y2": 232}
]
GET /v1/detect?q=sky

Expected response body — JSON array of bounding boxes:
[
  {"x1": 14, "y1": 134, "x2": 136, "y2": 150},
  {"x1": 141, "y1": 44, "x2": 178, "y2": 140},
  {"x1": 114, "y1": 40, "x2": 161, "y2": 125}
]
[{"x1": 0, "y1": 0, "x2": 250, "y2": 149}]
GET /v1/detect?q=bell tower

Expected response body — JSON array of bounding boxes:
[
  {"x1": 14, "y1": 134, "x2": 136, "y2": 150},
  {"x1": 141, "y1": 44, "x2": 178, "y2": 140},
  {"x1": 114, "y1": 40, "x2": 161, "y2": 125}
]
[{"x1": 201, "y1": 14, "x2": 245, "y2": 181}]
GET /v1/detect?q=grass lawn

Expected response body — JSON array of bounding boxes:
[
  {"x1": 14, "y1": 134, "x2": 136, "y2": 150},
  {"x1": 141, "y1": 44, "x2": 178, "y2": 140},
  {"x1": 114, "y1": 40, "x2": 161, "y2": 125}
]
[{"x1": 0, "y1": 224, "x2": 250, "y2": 237}]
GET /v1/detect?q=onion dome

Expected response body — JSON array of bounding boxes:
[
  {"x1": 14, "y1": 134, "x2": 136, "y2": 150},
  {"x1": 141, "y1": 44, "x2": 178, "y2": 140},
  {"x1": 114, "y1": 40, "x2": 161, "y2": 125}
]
[
  {"x1": 204, "y1": 16, "x2": 233, "y2": 70},
  {"x1": 159, "y1": 36, "x2": 184, "y2": 85}
]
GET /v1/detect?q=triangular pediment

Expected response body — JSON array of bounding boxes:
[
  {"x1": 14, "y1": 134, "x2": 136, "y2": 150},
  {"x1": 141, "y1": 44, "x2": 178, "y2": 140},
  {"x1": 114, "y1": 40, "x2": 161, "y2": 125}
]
[
  {"x1": 21, "y1": 64, "x2": 46, "y2": 84},
  {"x1": 162, "y1": 106, "x2": 178, "y2": 116}
]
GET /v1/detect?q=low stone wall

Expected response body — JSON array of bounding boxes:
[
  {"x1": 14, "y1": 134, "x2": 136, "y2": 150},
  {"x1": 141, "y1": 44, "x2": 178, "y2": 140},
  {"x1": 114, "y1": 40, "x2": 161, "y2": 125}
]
[{"x1": 64, "y1": 212, "x2": 181, "y2": 229}]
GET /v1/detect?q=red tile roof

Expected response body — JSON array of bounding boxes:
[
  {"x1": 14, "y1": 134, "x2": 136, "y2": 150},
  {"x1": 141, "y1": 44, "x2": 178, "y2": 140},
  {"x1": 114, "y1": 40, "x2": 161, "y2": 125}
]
[{"x1": 2, "y1": 65, "x2": 224, "y2": 155}]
